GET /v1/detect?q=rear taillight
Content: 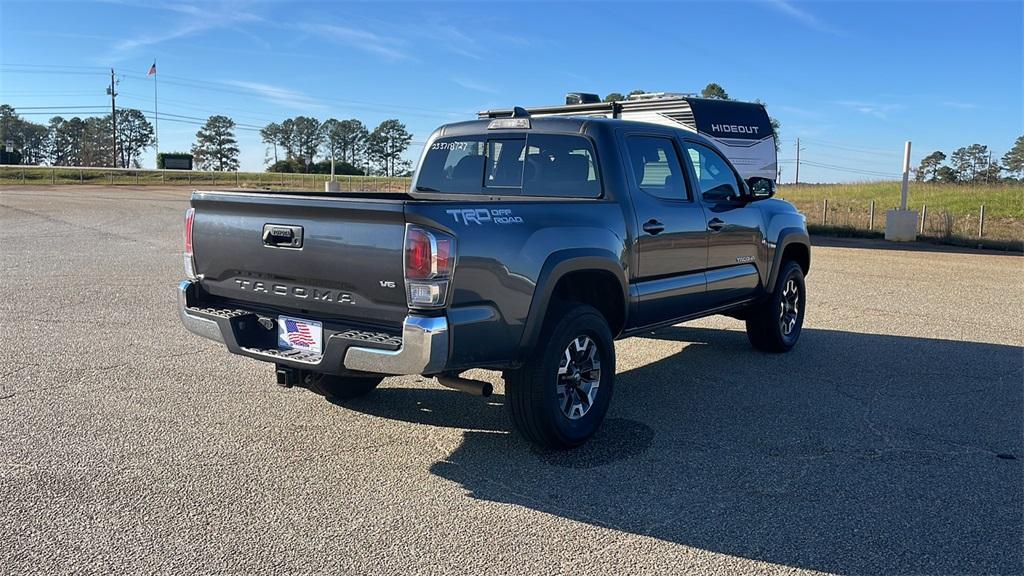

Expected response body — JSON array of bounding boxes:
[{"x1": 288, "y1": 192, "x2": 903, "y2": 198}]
[
  {"x1": 404, "y1": 224, "x2": 456, "y2": 308},
  {"x1": 183, "y1": 208, "x2": 197, "y2": 280}
]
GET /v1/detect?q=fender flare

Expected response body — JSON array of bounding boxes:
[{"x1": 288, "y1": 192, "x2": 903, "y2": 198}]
[
  {"x1": 517, "y1": 249, "x2": 628, "y2": 359},
  {"x1": 767, "y1": 227, "x2": 811, "y2": 292}
]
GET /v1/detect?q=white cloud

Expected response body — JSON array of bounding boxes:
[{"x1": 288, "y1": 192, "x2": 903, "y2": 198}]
[
  {"x1": 762, "y1": 0, "x2": 847, "y2": 36},
  {"x1": 224, "y1": 81, "x2": 325, "y2": 111},
  {"x1": 99, "y1": 1, "x2": 263, "y2": 63},
  {"x1": 452, "y1": 78, "x2": 499, "y2": 94},
  {"x1": 835, "y1": 100, "x2": 903, "y2": 120},
  {"x1": 298, "y1": 23, "x2": 409, "y2": 61},
  {"x1": 941, "y1": 101, "x2": 980, "y2": 110}
]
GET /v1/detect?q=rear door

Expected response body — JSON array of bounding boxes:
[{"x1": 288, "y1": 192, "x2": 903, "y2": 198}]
[
  {"x1": 679, "y1": 140, "x2": 764, "y2": 307},
  {"x1": 623, "y1": 132, "x2": 709, "y2": 327}
]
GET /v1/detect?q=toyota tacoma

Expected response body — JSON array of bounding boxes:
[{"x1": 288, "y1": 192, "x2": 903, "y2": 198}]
[{"x1": 177, "y1": 109, "x2": 810, "y2": 448}]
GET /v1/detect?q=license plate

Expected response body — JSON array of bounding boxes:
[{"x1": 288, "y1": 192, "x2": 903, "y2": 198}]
[{"x1": 277, "y1": 316, "x2": 323, "y2": 355}]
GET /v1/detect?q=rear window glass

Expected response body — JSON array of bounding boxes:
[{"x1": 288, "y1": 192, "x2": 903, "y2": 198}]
[
  {"x1": 486, "y1": 139, "x2": 526, "y2": 188},
  {"x1": 415, "y1": 137, "x2": 486, "y2": 194},
  {"x1": 522, "y1": 134, "x2": 600, "y2": 198},
  {"x1": 415, "y1": 134, "x2": 600, "y2": 197}
]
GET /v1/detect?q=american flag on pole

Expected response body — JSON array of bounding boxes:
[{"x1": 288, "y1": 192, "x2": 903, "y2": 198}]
[
  {"x1": 284, "y1": 319, "x2": 315, "y2": 347},
  {"x1": 147, "y1": 61, "x2": 157, "y2": 76}
]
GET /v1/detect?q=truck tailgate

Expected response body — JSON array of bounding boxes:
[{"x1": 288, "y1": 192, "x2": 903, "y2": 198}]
[{"x1": 190, "y1": 191, "x2": 408, "y2": 327}]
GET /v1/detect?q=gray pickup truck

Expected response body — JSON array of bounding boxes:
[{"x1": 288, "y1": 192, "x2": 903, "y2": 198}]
[{"x1": 178, "y1": 110, "x2": 810, "y2": 448}]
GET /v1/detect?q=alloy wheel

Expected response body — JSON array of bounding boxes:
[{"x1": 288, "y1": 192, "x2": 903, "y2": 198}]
[
  {"x1": 556, "y1": 336, "x2": 602, "y2": 420},
  {"x1": 779, "y1": 278, "x2": 800, "y2": 336}
]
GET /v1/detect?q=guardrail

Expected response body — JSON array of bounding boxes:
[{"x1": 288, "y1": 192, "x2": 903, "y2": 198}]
[{"x1": 0, "y1": 165, "x2": 413, "y2": 193}]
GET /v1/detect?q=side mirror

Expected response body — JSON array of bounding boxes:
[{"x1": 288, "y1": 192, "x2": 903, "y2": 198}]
[{"x1": 746, "y1": 177, "x2": 775, "y2": 200}]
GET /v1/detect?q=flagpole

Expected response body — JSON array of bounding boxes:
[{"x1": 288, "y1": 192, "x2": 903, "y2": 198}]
[{"x1": 153, "y1": 59, "x2": 159, "y2": 159}]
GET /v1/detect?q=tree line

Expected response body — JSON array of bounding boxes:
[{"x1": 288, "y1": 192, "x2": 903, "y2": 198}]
[
  {"x1": 0, "y1": 104, "x2": 414, "y2": 176},
  {"x1": 0, "y1": 104, "x2": 155, "y2": 168},
  {"x1": 915, "y1": 136, "x2": 1024, "y2": 183},
  {"x1": 259, "y1": 117, "x2": 412, "y2": 176}
]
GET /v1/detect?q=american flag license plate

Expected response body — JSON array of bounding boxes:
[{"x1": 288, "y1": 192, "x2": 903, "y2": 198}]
[{"x1": 277, "y1": 316, "x2": 323, "y2": 354}]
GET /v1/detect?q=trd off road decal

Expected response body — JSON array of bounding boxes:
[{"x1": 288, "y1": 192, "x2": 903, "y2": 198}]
[{"x1": 446, "y1": 208, "x2": 524, "y2": 225}]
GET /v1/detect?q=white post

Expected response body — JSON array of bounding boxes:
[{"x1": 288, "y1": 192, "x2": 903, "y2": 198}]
[
  {"x1": 900, "y1": 140, "x2": 911, "y2": 210},
  {"x1": 325, "y1": 153, "x2": 341, "y2": 192},
  {"x1": 886, "y1": 140, "x2": 918, "y2": 241}
]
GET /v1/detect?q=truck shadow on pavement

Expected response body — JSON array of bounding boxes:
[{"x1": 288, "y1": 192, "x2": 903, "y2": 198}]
[{"x1": 344, "y1": 327, "x2": 1023, "y2": 574}]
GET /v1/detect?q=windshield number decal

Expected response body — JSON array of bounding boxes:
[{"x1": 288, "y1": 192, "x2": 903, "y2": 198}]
[{"x1": 431, "y1": 141, "x2": 472, "y2": 151}]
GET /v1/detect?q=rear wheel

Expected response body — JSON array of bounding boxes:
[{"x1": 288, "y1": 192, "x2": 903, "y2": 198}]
[
  {"x1": 746, "y1": 260, "x2": 805, "y2": 353},
  {"x1": 504, "y1": 303, "x2": 615, "y2": 449},
  {"x1": 305, "y1": 372, "x2": 384, "y2": 400}
]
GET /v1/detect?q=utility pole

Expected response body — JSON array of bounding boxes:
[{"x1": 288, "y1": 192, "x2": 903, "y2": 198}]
[
  {"x1": 795, "y1": 137, "x2": 801, "y2": 185},
  {"x1": 107, "y1": 68, "x2": 118, "y2": 167}
]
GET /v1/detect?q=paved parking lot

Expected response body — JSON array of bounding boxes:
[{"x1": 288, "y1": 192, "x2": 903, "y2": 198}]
[{"x1": 1, "y1": 185, "x2": 1022, "y2": 575}]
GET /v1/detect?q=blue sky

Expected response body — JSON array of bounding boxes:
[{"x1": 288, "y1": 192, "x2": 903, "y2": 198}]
[{"x1": 1, "y1": 0, "x2": 1021, "y2": 182}]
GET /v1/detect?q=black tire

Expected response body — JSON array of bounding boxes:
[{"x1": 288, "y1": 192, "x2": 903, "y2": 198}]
[
  {"x1": 504, "y1": 303, "x2": 615, "y2": 449},
  {"x1": 304, "y1": 372, "x2": 384, "y2": 400},
  {"x1": 746, "y1": 260, "x2": 806, "y2": 353}
]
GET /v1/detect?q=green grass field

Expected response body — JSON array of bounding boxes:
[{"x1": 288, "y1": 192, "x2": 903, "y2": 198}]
[
  {"x1": 777, "y1": 181, "x2": 1023, "y2": 219},
  {"x1": 777, "y1": 181, "x2": 1023, "y2": 244}
]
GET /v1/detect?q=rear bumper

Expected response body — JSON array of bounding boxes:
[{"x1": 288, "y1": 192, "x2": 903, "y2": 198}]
[{"x1": 177, "y1": 280, "x2": 449, "y2": 375}]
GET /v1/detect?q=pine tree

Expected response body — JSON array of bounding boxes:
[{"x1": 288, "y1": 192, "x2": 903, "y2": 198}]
[
  {"x1": 1002, "y1": 136, "x2": 1024, "y2": 180},
  {"x1": 366, "y1": 119, "x2": 412, "y2": 177},
  {"x1": 192, "y1": 115, "x2": 240, "y2": 171}
]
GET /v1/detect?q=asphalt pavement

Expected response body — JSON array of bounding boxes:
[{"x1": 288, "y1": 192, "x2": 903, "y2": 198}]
[{"x1": 1, "y1": 185, "x2": 1021, "y2": 575}]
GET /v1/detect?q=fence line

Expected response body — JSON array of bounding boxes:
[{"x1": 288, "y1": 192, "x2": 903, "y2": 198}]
[
  {"x1": 0, "y1": 164, "x2": 413, "y2": 193},
  {"x1": 777, "y1": 195, "x2": 1008, "y2": 242}
]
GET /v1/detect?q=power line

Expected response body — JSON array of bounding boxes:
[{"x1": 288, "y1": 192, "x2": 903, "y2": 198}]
[
  {"x1": 0, "y1": 67, "x2": 110, "y2": 77},
  {"x1": 3, "y1": 63, "x2": 463, "y2": 120},
  {"x1": 798, "y1": 160, "x2": 900, "y2": 178},
  {"x1": 8, "y1": 105, "x2": 109, "y2": 110},
  {"x1": 0, "y1": 63, "x2": 108, "y2": 71},
  {"x1": 2, "y1": 63, "x2": 473, "y2": 135},
  {"x1": 9, "y1": 105, "x2": 265, "y2": 131},
  {"x1": 798, "y1": 137, "x2": 895, "y2": 156},
  {"x1": 118, "y1": 92, "x2": 282, "y2": 125}
]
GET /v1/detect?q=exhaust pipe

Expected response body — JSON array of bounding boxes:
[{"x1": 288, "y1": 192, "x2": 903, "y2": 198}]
[{"x1": 437, "y1": 374, "x2": 493, "y2": 397}]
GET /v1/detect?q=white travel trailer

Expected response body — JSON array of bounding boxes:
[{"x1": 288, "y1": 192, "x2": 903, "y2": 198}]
[{"x1": 481, "y1": 92, "x2": 778, "y2": 181}]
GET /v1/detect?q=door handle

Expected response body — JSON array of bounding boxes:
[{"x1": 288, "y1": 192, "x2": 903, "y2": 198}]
[
  {"x1": 642, "y1": 219, "x2": 665, "y2": 235},
  {"x1": 707, "y1": 218, "x2": 725, "y2": 232},
  {"x1": 262, "y1": 224, "x2": 303, "y2": 248}
]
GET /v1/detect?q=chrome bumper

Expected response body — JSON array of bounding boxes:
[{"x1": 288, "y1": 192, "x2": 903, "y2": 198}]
[
  {"x1": 177, "y1": 280, "x2": 449, "y2": 375},
  {"x1": 177, "y1": 281, "x2": 225, "y2": 343}
]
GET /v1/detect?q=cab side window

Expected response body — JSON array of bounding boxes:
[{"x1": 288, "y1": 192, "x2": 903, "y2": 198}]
[
  {"x1": 625, "y1": 136, "x2": 689, "y2": 200},
  {"x1": 682, "y1": 142, "x2": 740, "y2": 202}
]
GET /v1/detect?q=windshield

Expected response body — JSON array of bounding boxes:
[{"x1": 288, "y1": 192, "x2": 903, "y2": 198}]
[{"x1": 416, "y1": 134, "x2": 601, "y2": 197}]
